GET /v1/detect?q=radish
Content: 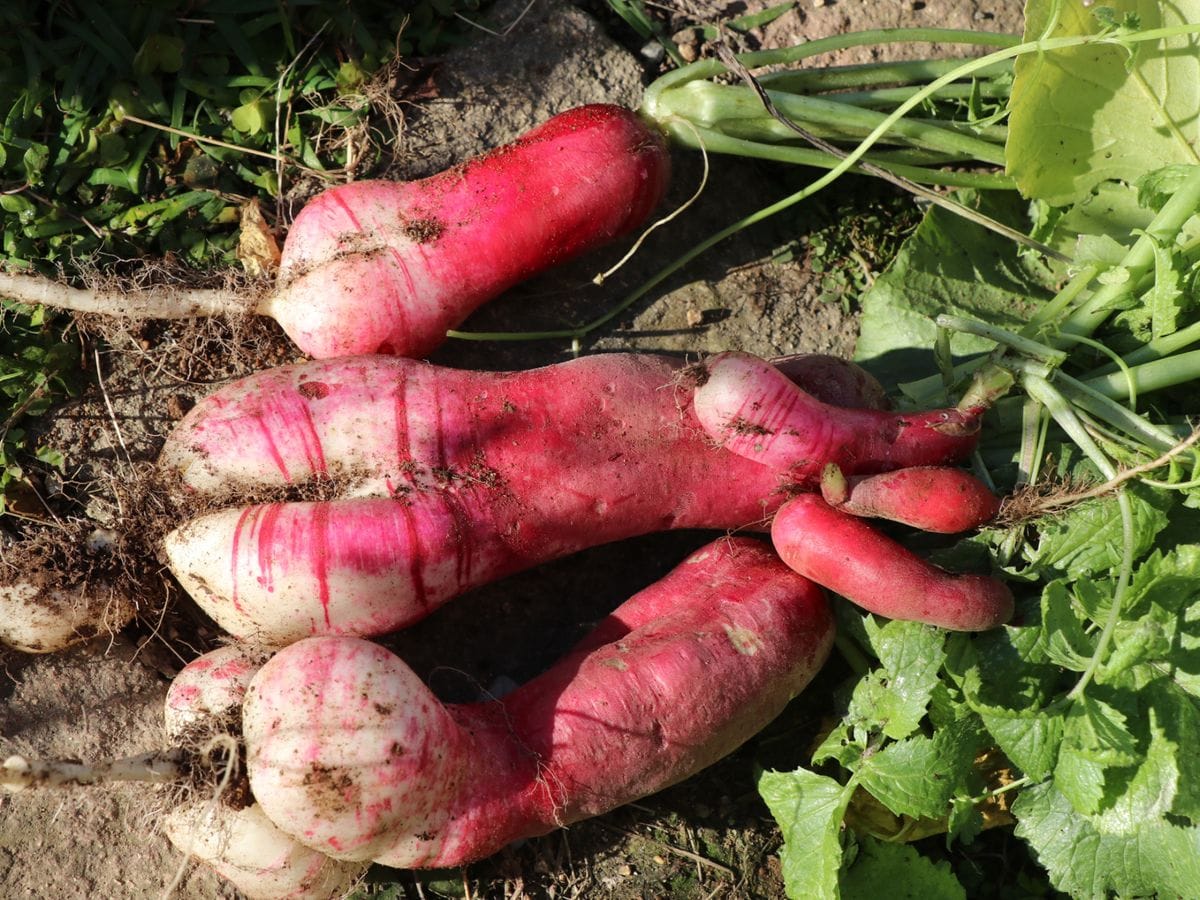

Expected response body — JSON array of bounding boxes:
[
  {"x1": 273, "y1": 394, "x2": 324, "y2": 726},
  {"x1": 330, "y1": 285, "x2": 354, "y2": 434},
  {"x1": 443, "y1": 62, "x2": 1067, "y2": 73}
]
[
  {"x1": 692, "y1": 351, "x2": 983, "y2": 481},
  {"x1": 0, "y1": 580, "x2": 134, "y2": 654},
  {"x1": 163, "y1": 645, "x2": 367, "y2": 900},
  {"x1": 819, "y1": 464, "x2": 1002, "y2": 533},
  {"x1": 0, "y1": 105, "x2": 670, "y2": 359},
  {"x1": 242, "y1": 538, "x2": 835, "y2": 867},
  {"x1": 158, "y1": 352, "x2": 982, "y2": 645},
  {"x1": 771, "y1": 494, "x2": 1013, "y2": 631},
  {"x1": 0, "y1": 524, "x2": 137, "y2": 653}
]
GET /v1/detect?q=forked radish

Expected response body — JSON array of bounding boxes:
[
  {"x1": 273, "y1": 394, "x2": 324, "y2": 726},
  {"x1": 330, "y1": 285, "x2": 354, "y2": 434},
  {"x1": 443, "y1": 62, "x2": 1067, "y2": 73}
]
[
  {"x1": 0, "y1": 105, "x2": 671, "y2": 359},
  {"x1": 4, "y1": 540, "x2": 832, "y2": 896},
  {"x1": 243, "y1": 538, "x2": 835, "y2": 866},
  {"x1": 158, "y1": 352, "x2": 982, "y2": 645}
]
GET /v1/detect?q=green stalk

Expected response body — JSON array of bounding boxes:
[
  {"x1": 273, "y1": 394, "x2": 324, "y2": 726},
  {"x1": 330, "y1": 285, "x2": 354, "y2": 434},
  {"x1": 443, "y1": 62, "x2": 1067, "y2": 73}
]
[
  {"x1": 1020, "y1": 375, "x2": 1134, "y2": 701},
  {"x1": 1087, "y1": 318, "x2": 1200, "y2": 374},
  {"x1": 829, "y1": 81, "x2": 1011, "y2": 109},
  {"x1": 640, "y1": 28, "x2": 1022, "y2": 109},
  {"x1": 757, "y1": 57, "x2": 1013, "y2": 93},
  {"x1": 1083, "y1": 349, "x2": 1200, "y2": 399},
  {"x1": 936, "y1": 315, "x2": 1068, "y2": 366},
  {"x1": 1058, "y1": 167, "x2": 1200, "y2": 342},
  {"x1": 1072, "y1": 488, "x2": 1135, "y2": 701},
  {"x1": 662, "y1": 125, "x2": 1014, "y2": 189},
  {"x1": 655, "y1": 81, "x2": 1007, "y2": 164}
]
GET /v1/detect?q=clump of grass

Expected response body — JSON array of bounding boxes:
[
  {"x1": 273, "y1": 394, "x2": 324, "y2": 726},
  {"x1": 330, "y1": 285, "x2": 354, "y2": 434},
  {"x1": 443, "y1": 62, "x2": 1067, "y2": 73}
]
[{"x1": 0, "y1": 0, "x2": 485, "y2": 270}]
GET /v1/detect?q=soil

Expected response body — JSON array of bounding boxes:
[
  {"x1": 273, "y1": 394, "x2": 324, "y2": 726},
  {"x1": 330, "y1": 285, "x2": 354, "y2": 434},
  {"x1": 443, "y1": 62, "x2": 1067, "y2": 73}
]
[{"x1": 0, "y1": 1, "x2": 1024, "y2": 898}]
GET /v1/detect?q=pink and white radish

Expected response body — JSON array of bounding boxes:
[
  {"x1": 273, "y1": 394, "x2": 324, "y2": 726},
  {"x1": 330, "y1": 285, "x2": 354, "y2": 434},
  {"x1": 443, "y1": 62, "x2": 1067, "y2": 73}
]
[
  {"x1": 772, "y1": 494, "x2": 1013, "y2": 631},
  {"x1": 0, "y1": 525, "x2": 136, "y2": 653},
  {"x1": 0, "y1": 105, "x2": 670, "y2": 359},
  {"x1": 0, "y1": 581, "x2": 134, "y2": 654},
  {"x1": 243, "y1": 538, "x2": 835, "y2": 867},
  {"x1": 163, "y1": 645, "x2": 367, "y2": 900},
  {"x1": 159, "y1": 352, "x2": 982, "y2": 645}
]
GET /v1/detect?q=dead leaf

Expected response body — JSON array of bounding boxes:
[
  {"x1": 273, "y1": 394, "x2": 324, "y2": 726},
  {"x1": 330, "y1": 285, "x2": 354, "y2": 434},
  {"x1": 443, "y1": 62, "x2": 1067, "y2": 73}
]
[{"x1": 238, "y1": 199, "x2": 281, "y2": 277}]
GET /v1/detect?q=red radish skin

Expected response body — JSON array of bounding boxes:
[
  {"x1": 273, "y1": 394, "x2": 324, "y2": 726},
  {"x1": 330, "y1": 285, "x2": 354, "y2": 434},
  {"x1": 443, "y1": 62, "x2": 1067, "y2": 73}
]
[
  {"x1": 159, "y1": 353, "x2": 980, "y2": 645},
  {"x1": 0, "y1": 105, "x2": 670, "y2": 360},
  {"x1": 242, "y1": 539, "x2": 834, "y2": 867},
  {"x1": 163, "y1": 646, "x2": 367, "y2": 899},
  {"x1": 694, "y1": 351, "x2": 984, "y2": 480},
  {"x1": 771, "y1": 494, "x2": 1013, "y2": 631},
  {"x1": 821, "y1": 466, "x2": 1001, "y2": 533},
  {"x1": 265, "y1": 104, "x2": 670, "y2": 358}
]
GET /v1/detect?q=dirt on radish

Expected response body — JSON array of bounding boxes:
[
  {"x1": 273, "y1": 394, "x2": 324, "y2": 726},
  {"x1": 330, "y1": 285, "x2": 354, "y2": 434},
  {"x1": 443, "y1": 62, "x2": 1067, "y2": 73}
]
[{"x1": 0, "y1": 1, "x2": 1024, "y2": 897}]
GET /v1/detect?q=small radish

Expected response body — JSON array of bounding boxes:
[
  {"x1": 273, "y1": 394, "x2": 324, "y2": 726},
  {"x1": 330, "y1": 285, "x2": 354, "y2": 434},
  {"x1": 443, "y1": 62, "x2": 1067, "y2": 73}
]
[
  {"x1": 0, "y1": 105, "x2": 670, "y2": 359},
  {"x1": 819, "y1": 464, "x2": 1001, "y2": 533}
]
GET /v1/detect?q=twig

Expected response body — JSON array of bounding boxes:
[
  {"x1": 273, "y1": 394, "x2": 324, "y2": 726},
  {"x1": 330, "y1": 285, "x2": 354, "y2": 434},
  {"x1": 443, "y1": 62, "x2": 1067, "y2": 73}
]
[
  {"x1": 1026, "y1": 426, "x2": 1200, "y2": 512},
  {"x1": 599, "y1": 822, "x2": 736, "y2": 876}
]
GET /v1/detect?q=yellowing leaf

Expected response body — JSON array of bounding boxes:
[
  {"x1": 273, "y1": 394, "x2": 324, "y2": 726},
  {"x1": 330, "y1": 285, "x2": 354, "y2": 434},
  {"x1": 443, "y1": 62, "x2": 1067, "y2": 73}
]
[
  {"x1": 1007, "y1": 0, "x2": 1200, "y2": 205},
  {"x1": 237, "y1": 199, "x2": 281, "y2": 277}
]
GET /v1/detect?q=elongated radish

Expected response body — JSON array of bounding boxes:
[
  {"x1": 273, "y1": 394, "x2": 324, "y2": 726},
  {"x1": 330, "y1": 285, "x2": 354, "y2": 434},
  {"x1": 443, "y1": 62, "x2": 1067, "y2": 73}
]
[
  {"x1": 0, "y1": 105, "x2": 670, "y2": 359},
  {"x1": 163, "y1": 646, "x2": 367, "y2": 900},
  {"x1": 771, "y1": 494, "x2": 1013, "y2": 631},
  {"x1": 243, "y1": 538, "x2": 834, "y2": 867},
  {"x1": 158, "y1": 352, "x2": 980, "y2": 645}
]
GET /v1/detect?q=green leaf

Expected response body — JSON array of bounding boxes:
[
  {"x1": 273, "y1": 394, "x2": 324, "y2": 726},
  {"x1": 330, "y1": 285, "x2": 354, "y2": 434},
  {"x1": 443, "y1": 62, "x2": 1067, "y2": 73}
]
[
  {"x1": 946, "y1": 795, "x2": 983, "y2": 847},
  {"x1": 856, "y1": 195, "x2": 1055, "y2": 390},
  {"x1": 1008, "y1": 0, "x2": 1200, "y2": 205},
  {"x1": 759, "y1": 768, "x2": 852, "y2": 899},
  {"x1": 840, "y1": 837, "x2": 965, "y2": 900},
  {"x1": 1023, "y1": 489, "x2": 1171, "y2": 580},
  {"x1": 856, "y1": 722, "x2": 981, "y2": 820},
  {"x1": 1014, "y1": 780, "x2": 1200, "y2": 898},
  {"x1": 1039, "y1": 581, "x2": 1094, "y2": 671},
  {"x1": 948, "y1": 630, "x2": 1066, "y2": 780},
  {"x1": 848, "y1": 619, "x2": 945, "y2": 740},
  {"x1": 1053, "y1": 741, "x2": 1107, "y2": 815},
  {"x1": 978, "y1": 708, "x2": 1064, "y2": 781},
  {"x1": 1094, "y1": 714, "x2": 1177, "y2": 834}
]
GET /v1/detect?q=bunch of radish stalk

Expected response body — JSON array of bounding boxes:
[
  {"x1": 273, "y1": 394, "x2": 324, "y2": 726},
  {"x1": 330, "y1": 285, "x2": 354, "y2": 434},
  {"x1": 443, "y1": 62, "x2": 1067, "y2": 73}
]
[{"x1": 4, "y1": 23, "x2": 1192, "y2": 899}]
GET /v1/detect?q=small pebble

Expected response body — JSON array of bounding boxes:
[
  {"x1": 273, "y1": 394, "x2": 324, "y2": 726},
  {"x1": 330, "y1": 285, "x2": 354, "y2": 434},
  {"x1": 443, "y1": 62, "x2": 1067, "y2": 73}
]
[{"x1": 640, "y1": 41, "x2": 665, "y2": 63}]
